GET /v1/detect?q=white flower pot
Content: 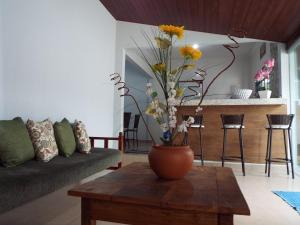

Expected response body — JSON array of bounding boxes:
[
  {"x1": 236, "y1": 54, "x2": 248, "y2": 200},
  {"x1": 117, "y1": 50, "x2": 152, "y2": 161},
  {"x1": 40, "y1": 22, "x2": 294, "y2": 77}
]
[{"x1": 258, "y1": 90, "x2": 272, "y2": 98}]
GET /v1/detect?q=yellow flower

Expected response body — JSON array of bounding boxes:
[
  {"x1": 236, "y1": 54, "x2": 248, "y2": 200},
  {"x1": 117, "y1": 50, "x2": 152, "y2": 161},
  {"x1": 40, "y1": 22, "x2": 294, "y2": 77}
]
[
  {"x1": 182, "y1": 64, "x2": 195, "y2": 70},
  {"x1": 145, "y1": 105, "x2": 156, "y2": 116},
  {"x1": 180, "y1": 45, "x2": 202, "y2": 61},
  {"x1": 159, "y1": 25, "x2": 184, "y2": 40},
  {"x1": 152, "y1": 63, "x2": 166, "y2": 73},
  {"x1": 176, "y1": 87, "x2": 185, "y2": 98},
  {"x1": 155, "y1": 37, "x2": 171, "y2": 49}
]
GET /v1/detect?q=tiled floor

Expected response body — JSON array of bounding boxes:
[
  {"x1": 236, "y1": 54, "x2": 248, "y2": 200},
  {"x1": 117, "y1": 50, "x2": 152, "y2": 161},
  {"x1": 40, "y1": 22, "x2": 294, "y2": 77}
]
[{"x1": 0, "y1": 154, "x2": 299, "y2": 225}]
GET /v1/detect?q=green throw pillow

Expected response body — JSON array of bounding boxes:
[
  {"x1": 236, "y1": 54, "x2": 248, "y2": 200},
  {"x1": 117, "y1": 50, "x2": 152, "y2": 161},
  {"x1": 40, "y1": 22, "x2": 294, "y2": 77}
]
[
  {"x1": 0, "y1": 117, "x2": 35, "y2": 167},
  {"x1": 54, "y1": 118, "x2": 76, "y2": 157}
]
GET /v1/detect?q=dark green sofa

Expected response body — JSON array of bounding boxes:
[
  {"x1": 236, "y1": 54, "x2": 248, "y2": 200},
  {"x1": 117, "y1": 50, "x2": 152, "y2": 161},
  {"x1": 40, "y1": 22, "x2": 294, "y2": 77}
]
[{"x1": 0, "y1": 135, "x2": 123, "y2": 214}]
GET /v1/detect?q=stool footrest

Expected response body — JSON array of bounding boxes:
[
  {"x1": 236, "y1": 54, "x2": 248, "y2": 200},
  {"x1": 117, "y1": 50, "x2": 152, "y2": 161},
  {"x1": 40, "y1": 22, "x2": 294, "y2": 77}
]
[
  {"x1": 222, "y1": 156, "x2": 243, "y2": 161},
  {"x1": 266, "y1": 158, "x2": 292, "y2": 163}
]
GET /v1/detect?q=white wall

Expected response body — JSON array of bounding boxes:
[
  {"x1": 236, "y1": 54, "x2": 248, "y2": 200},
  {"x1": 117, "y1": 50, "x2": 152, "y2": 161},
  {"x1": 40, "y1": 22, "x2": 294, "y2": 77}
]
[
  {"x1": 0, "y1": 0, "x2": 116, "y2": 136},
  {"x1": 0, "y1": 3, "x2": 4, "y2": 118}
]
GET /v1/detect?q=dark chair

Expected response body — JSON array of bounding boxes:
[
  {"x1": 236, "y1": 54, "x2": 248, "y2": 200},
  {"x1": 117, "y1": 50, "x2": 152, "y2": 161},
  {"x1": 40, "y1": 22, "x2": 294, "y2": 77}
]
[
  {"x1": 126, "y1": 114, "x2": 140, "y2": 147},
  {"x1": 265, "y1": 114, "x2": 295, "y2": 179},
  {"x1": 123, "y1": 112, "x2": 131, "y2": 147},
  {"x1": 221, "y1": 114, "x2": 245, "y2": 176},
  {"x1": 182, "y1": 115, "x2": 205, "y2": 165}
]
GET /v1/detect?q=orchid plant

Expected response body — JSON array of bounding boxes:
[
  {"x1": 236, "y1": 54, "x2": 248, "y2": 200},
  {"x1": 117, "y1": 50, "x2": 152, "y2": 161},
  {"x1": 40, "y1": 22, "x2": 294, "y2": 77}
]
[
  {"x1": 135, "y1": 25, "x2": 202, "y2": 145},
  {"x1": 254, "y1": 58, "x2": 275, "y2": 91}
]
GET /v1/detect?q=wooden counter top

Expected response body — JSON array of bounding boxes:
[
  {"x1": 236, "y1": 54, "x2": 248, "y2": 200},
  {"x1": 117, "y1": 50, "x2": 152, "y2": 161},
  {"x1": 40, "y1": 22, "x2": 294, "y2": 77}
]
[{"x1": 181, "y1": 98, "x2": 287, "y2": 106}]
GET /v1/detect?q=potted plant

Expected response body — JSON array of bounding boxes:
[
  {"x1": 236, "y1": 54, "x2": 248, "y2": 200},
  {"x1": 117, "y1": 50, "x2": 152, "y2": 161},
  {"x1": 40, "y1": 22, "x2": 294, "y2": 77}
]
[
  {"x1": 255, "y1": 58, "x2": 275, "y2": 98},
  {"x1": 111, "y1": 25, "x2": 239, "y2": 180}
]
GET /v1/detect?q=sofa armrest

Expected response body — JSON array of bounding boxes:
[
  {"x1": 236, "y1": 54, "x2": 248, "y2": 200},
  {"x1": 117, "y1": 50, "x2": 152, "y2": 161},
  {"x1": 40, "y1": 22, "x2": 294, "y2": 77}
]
[
  {"x1": 89, "y1": 132, "x2": 124, "y2": 170},
  {"x1": 89, "y1": 132, "x2": 124, "y2": 152}
]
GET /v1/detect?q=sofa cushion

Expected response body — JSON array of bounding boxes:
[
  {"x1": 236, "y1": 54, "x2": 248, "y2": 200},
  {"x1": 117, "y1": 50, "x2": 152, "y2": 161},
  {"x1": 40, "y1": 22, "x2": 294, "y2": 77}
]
[
  {"x1": 73, "y1": 120, "x2": 91, "y2": 154},
  {"x1": 0, "y1": 148, "x2": 121, "y2": 214},
  {"x1": 0, "y1": 117, "x2": 35, "y2": 167},
  {"x1": 54, "y1": 118, "x2": 76, "y2": 157},
  {"x1": 26, "y1": 119, "x2": 58, "y2": 162}
]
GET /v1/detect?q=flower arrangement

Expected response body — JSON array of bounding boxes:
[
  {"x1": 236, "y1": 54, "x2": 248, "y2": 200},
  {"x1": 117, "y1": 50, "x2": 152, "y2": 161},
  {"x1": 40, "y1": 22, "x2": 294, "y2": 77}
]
[
  {"x1": 111, "y1": 25, "x2": 239, "y2": 146},
  {"x1": 138, "y1": 25, "x2": 202, "y2": 145},
  {"x1": 254, "y1": 58, "x2": 275, "y2": 91}
]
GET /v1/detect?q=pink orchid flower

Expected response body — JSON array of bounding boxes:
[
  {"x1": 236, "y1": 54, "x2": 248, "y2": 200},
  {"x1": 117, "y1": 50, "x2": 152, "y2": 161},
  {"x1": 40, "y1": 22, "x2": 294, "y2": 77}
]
[
  {"x1": 263, "y1": 71, "x2": 270, "y2": 79},
  {"x1": 264, "y1": 58, "x2": 275, "y2": 68},
  {"x1": 255, "y1": 70, "x2": 264, "y2": 81}
]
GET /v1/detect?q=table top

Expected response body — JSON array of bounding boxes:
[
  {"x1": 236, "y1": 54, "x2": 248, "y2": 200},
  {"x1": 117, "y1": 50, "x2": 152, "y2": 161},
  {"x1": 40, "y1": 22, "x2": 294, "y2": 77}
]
[{"x1": 68, "y1": 162, "x2": 250, "y2": 215}]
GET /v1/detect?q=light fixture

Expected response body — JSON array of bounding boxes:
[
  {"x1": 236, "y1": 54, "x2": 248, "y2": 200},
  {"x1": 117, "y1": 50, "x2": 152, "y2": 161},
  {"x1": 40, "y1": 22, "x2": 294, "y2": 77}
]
[{"x1": 192, "y1": 44, "x2": 199, "y2": 49}]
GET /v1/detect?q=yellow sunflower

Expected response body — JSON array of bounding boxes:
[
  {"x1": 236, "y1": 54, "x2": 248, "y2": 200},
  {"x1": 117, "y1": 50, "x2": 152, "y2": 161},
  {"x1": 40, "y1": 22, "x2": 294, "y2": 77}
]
[
  {"x1": 152, "y1": 63, "x2": 166, "y2": 73},
  {"x1": 179, "y1": 45, "x2": 202, "y2": 61},
  {"x1": 155, "y1": 37, "x2": 171, "y2": 49},
  {"x1": 159, "y1": 25, "x2": 184, "y2": 40},
  {"x1": 176, "y1": 87, "x2": 185, "y2": 98}
]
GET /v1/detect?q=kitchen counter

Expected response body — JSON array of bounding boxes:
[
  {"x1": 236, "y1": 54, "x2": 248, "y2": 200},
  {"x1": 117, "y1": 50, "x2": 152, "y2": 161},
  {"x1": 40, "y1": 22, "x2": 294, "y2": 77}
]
[
  {"x1": 181, "y1": 98, "x2": 287, "y2": 106},
  {"x1": 176, "y1": 99, "x2": 287, "y2": 164}
]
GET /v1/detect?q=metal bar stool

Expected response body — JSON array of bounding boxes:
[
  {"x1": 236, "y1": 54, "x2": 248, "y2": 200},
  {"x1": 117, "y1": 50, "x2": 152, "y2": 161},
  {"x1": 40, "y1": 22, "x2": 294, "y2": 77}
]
[
  {"x1": 265, "y1": 114, "x2": 294, "y2": 179},
  {"x1": 126, "y1": 114, "x2": 140, "y2": 147},
  {"x1": 183, "y1": 115, "x2": 205, "y2": 165},
  {"x1": 123, "y1": 112, "x2": 131, "y2": 148},
  {"x1": 221, "y1": 114, "x2": 245, "y2": 176}
]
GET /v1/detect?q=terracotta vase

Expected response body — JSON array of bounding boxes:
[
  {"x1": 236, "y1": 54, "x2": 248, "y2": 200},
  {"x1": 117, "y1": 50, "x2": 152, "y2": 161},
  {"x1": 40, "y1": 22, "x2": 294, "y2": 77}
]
[{"x1": 148, "y1": 145, "x2": 194, "y2": 180}]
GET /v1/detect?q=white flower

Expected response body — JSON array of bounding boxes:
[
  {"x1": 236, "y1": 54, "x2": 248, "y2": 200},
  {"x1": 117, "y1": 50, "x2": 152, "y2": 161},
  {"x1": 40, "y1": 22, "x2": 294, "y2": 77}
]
[
  {"x1": 178, "y1": 121, "x2": 188, "y2": 132},
  {"x1": 168, "y1": 81, "x2": 175, "y2": 89},
  {"x1": 169, "y1": 119, "x2": 177, "y2": 128},
  {"x1": 160, "y1": 123, "x2": 169, "y2": 132},
  {"x1": 146, "y1": 87, "x2": 153, "y2": 96},
  {"x1": 146, "y1": 83, "x2": 153, "y2": 96},
  {"x1": 169, "y1": 89, "x2": 176, "y2": 97},
  {"x1": 167, "y1": 97, "x2": 176, "y2": 106},
  {"x1": 196, "y1": 106, "x2": 203, "y2": 113},
  {"x1": 156, "y1": 107, "x2": 164, "y2": 115},
  {"x1": 187, "y1": 116, "x2": 194, "y2": 125}
]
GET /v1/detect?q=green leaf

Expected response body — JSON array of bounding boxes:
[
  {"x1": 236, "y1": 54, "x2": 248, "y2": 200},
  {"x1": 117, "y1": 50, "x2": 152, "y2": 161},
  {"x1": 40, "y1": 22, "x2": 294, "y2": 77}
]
[{"x1": 151, "y1": 91, "x2": 158, "y2": 98}]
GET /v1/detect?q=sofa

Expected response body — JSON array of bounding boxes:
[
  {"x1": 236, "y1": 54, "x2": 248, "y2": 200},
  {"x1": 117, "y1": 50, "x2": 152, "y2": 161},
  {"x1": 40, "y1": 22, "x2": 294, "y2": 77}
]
[{"x1": 0, "y1": 134, "x2": 123, "y2": 214}]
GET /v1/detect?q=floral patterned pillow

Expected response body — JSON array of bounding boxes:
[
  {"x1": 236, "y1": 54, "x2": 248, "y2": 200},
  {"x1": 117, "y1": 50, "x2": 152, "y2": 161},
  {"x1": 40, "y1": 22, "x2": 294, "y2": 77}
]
[
  {"x1": 26, "y1": 119, "x2": 58, "y2": 162},
  {"x1": 73, "y1": 120, "x2": 91, "y2": 154}
]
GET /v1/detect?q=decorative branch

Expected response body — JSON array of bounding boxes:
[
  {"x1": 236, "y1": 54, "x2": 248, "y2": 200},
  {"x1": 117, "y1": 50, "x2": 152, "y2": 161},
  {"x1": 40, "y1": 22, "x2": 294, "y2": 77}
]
[
  {"x1": 197, "y1": 35, "x2": 239, "y2": 108},
  {"x1": 110, "y1": 73, "x2": 156, "y2": 144},
  {"x1": 179, "y1": 79, "x2": 204, "y2": 106}
]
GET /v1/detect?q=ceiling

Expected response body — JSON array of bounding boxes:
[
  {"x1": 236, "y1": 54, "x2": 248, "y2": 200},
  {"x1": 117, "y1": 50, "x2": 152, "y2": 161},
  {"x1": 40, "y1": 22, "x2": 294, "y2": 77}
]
[{"x1": 100, "y1": 0, "x2": 300, "y2": 48}]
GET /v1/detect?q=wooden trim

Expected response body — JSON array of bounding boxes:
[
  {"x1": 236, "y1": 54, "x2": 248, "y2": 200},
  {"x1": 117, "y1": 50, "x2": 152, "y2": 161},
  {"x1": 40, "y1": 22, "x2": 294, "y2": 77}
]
[
  {"x1": 84, "y1": 199, "x2": 222, "y2": 225},
  {"x1": 89, "y1": 132, "x2": 124, "y2": 170}
]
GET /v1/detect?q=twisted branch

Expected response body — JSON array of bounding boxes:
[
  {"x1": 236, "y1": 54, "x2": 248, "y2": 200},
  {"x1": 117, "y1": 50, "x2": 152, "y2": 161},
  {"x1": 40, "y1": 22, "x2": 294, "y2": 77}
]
[
  {"x1": 110, "y1": 73, "x2": 156, "y2": 144},
  {"x1": 197, "y1": 35, "x2": 239, "y2": 108}
]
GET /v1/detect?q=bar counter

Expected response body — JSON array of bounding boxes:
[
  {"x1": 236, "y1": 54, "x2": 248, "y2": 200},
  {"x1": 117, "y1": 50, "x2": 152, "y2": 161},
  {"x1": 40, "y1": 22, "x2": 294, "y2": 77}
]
[{"x1": 177, "y1": 98, "x2": 287, "y2": 164}]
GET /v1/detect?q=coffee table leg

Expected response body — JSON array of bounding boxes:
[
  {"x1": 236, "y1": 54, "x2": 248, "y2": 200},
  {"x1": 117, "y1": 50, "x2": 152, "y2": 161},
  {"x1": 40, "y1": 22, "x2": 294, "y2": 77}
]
[
  {"x1": 218, "y1": 214, "x2": 233, "y2": 225},
  {"x1": 82, "y1": 198, "x2": 96, "y2": 225}
]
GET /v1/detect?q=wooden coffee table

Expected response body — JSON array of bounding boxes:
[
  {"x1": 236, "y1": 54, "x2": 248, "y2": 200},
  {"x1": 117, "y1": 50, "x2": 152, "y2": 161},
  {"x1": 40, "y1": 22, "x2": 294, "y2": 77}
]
[{"x1": 68, "y1": 162, "x2": 250, "y2": 225}]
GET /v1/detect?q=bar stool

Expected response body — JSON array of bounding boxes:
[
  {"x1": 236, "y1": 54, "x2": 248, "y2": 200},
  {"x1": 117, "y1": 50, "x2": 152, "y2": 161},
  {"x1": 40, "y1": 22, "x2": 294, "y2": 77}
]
[
  {"x1": 221, "y1": 114, "x2": 245, "y2": 176},
  {"x1": 265, "y1": 114, "x2": 294, "y2": 179},
  {"x1": 182, "y1": 115, "x2": 205, "y2": 165},
  {"x1": 123, "y1": 112, "x2": 131, "y2": 147},
  {"x1": 126, "y1": 114, "x2": 140, "y2": 147}
]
